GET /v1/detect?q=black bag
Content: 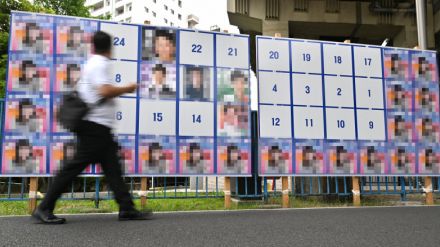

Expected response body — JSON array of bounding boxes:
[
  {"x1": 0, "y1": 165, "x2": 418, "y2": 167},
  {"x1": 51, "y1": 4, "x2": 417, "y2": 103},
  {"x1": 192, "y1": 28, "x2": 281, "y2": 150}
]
[{"x1": 57, "y1": 91, "x2": 90, "y2": 133}]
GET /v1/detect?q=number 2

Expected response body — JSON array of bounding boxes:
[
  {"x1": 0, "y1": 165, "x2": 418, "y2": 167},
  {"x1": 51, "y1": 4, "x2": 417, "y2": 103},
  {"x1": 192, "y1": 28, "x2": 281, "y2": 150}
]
[
  {"x1": 191, "y1": 44, "x2": 202, "y2": 53},
  {"x1": 337, "y1": 88, "x2": 342, "y2": 96}
]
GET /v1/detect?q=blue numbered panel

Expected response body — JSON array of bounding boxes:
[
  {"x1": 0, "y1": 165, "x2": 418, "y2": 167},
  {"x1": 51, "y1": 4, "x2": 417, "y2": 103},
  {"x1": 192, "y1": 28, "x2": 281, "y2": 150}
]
[
  {"x1": 258, "y1": 71, "x2": 291, "y2": 105},
  {"x1": 179, "y1": 31, "x2": 214, "y2": 67},
  {"x1": 100, "y1": 22, "x2": 139, "y2": 61},
  {"x1": 259, "y1": 105, "x2": 291, "y2": 139},
  {"x1": 216, "y1": 34, "x2": 249, "y2": 69},
  {"x1": 139, "y1": 100, "x2": 176, "y2": 136},
  {"x1": 257, "y1": 38, "x2": 289, "y2": 72},
  {"x1": 292, "y1": 74, "x2": 323, "y2": 106}
]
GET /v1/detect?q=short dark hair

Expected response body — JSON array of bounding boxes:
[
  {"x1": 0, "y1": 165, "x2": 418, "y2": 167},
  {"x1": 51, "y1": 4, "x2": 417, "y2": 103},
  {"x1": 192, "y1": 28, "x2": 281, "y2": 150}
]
[
  {"x1": 153, "y1": 64, "x2": 166, "y2": 74},
  {"x1": 93, "y1": 31, "x2": 112, "y2": 54},
  {"x1": 155, "y1": 30, "x2": 175, "y2": 44},
  {"x1": 231, "y1": 70, "x2": 245, "y2": 82}
]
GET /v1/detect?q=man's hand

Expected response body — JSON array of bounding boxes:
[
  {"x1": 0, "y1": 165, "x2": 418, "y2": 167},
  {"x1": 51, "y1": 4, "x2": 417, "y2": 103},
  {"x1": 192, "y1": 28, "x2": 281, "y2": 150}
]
[
  {"x1": 125, "y1": 83, "x2": 137, "y2": 93},
  {"x1": 99, "y1": 83, "x2": 138, "y2": 99}
]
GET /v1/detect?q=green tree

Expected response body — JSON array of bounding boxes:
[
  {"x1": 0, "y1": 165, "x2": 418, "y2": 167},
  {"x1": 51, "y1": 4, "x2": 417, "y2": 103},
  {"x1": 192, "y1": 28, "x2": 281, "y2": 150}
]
[{"x1": 34, "y1": 0, "x2": 91, "y2": 17}]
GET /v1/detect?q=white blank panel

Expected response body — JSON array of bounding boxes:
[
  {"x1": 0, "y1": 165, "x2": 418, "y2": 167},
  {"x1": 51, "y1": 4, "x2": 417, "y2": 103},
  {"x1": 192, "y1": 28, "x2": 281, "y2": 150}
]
[
  {"x1": 100, "y1": 23, "x2": 138, "y2": 60},
  {"x1": 291, "y1": 42, "x2": 321, "y2": 73},
  {"x1": 355, "y1": 78, "x2": 385, "y2": 109},
  {"x1": 357, "y1": 109, "x2": 386, "y2": 141},
  {"x1": 259, "y1": 105, "x2": 291, "y2": 138},
  {"x1": 179, "y1": 31, "x2": 214, "y2": 66},
  {"x1": 258, "y1": 71, "x2": 290, "y2": 105},
  {"x1": 114, "y1": 98, "x2": 137, "y2": 134},
  {"x1": 293, "y1": 107, "x2": 325, "y2": 139},
  {"x1": 353, "y1": 46, "x2": 383, "y2": 78},
  {"x1": 292, "y1": 74, "x2": 323, "y2": 106},
  {"x1": 325, "y1": 108, "x2": 356, "y2": 140},
  {"x1": 179, "y1": 101, "x2": 214, "y2": 137},
  {"x1": 139, "y1": 100, "x2": 176, "y2": 136},
  {"x1": 109, "y1": 60, "x2": 137, "y2": 97},
  {"x1": 257, "y1": 38, "x2": 289, "y2": 71},
  {"x1": 324, "y1": 76, "x2": 354, "y2": 107},
  {"x1": 323, "y1": 44, "x2": 352, "y2": 75},
  {"x1": 216, "y1": 35, "x2": 249, "y2": 69}
]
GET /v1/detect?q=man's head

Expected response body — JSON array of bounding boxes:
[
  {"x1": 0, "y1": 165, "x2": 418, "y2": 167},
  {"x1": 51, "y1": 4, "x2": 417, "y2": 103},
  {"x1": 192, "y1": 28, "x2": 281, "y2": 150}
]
[
  {"x1": 149, "y1": 142, "x2": 163, "y2": 163},
  {"x1": 93, "y1": 31, "x2": 112, "y2": 57},
  {"x1": 15, "y1": 139, "x2": 32, "y2": 163},
  {"x1": 66, "y1": 64, "x2": 81, "y2": 86},
  {"x1": 68, "y1": 26, "x2": 83, "y2": 48},
  {"x1": 18, "y1": 99, "x2": 35, "y2": 123},
  {"x1": 231, "y1": 70, "x2": 246, "y2": 99},
  {"x1": 189, "y1": 143, "x2": 202, "y2": 163},
  {"x1": 152, "y1": 64, "x2": 166, "y2": 85},
  {"x1": 269, "y1": 145, "x2": 282, "y2": 163},
  {"x1": 303, "y1": 146, "x2": 315, "y2": 162},
  {"x1": 19, "y1": 61, "x2": 37, "y2": 84},
  {"x1": 154, "y1": 30, "x2": 175, "y2": 62},
  {"x1": 24, "y1": 23, "x2": 39, "y2": 45},
  {"x1": 188, "y1": 67, "x2": 203, "y2": 89},
  {"x1": 227, "y1": 145, "x2": 240, "y2": 163}
]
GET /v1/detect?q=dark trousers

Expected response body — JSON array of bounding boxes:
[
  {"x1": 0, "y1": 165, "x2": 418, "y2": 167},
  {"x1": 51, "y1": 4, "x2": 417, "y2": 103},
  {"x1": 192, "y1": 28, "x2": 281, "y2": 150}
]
[{"x1": 39, "y1": 120, "x2": 134, "y2": 212}]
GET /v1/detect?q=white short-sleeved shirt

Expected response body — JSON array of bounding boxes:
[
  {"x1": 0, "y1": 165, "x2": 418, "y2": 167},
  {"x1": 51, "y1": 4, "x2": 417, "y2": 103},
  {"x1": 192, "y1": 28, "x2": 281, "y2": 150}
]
[{"x1": 77, "y1": 54, "x2": 116, "y2": 129}]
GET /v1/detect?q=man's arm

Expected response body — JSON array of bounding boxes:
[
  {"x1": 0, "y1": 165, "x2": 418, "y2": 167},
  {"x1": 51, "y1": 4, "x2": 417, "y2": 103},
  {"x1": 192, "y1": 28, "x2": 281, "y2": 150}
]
[{"x1": 99, "y1": 83, "x2": 137, "y2": 99}]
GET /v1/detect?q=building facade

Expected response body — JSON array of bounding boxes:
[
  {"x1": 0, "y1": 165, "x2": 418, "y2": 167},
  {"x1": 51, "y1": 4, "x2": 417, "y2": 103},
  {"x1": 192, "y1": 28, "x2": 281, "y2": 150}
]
[
  {"x1": 86, "y1": 0, "x2": 188, "y2": 27},
  {"x1": 230, "y1": 1, "x2": 439, "y2": 59}
]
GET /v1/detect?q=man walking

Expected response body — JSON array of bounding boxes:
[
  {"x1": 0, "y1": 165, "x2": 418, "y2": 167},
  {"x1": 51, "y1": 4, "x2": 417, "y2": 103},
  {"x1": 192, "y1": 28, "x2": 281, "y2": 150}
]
[{"x1": 32, "y1": 31, "x2": 151, "y2": 224}]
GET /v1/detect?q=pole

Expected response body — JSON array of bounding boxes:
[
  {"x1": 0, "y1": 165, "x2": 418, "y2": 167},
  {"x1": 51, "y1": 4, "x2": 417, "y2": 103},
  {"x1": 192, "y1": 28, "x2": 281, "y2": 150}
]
[
  {"x1": 224, "y1": 177, "x2": 231, "y2": 209},
  {"x1": 28, "y1": 177, "x2": 38, "y2": 214},
  {"x1": 415, "y1": 0, "x2": 427, "y2": 49},
  {"x1": 140, "y1": 177, "x2": 148, "y2": 209}
]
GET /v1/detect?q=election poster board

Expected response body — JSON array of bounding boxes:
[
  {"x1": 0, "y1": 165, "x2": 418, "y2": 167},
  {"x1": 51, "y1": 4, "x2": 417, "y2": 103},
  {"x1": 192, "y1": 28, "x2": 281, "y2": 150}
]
[
  {"x1": 0, "y1": 11, "x2": 251, "y2": 177},
  {"x1": 256, "y1": 36, "x2": 440, "y2": 176}
]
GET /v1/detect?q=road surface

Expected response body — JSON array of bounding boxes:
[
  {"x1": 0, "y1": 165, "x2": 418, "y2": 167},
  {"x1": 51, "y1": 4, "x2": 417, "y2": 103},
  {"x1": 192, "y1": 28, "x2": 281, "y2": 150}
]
[{"x1": 0, "y1": 206, "x2": 439, "y2": 246}]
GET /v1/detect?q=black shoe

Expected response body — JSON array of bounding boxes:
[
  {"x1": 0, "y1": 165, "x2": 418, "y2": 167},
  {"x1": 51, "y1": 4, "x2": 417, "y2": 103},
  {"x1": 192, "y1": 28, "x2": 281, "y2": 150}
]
[
  {"x1": 118, "y1": 209, "x2": 153, "y2": 221},
  {"x1": 31, "y1": 208, "x2": 66, "y2": 224}
]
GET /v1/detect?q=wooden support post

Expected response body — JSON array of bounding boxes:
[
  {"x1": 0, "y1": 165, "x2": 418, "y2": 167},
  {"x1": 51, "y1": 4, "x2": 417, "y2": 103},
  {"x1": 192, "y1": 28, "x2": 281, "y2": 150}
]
[
  {"x1": 282, "y1": 177, "x2": 290, "y2": 208},
  {"x1": 352, "y1": 177, "x2": 361, "y2": 207},
  {"x1": 140, "y1": 177, "x2": 148, "y2": 209},
  {"x1": 224, "y1": 177, "x2": 231, "y2": 209},
  {"x1": 425, "y1": 177, "x2": 434, "y2": 205},
  {"x1": 28, "y1": 177, "x2": 38, "y2": 214}
]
